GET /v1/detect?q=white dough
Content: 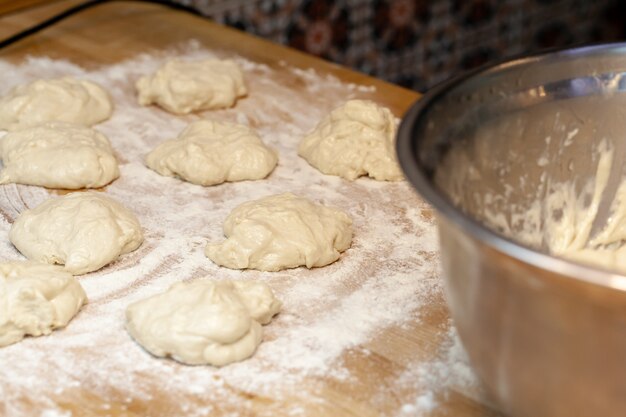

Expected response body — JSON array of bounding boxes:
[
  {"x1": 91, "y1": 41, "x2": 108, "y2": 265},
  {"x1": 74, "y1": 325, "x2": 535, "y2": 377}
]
[
  {"x1": 10, "y1": 192, "x2": 143, "y2": 275},
  {"x1": 0, "y1": 262, "x2": 87, "y2": 347},
  {"x1": 540, "y1": 144, "x2": 626, "y2": 273},
  {"x1": 136, "y1": 59, "x2": 247, "y2": 114},
  {"x1": 298, "y1": 99, "x2": 403, "y2": 181},
  {"x1": 482, "y1": 140, "x2": 626, "y2": 274},
  {"x1": 206, "y1": 193, "x2": 353, "y2": 271},
  {"x1": 0, "y1": 122, "x2": 119, "y2": 189},
  {"x1": 146, "y1": 120, "x2": 277, "y2": 186},
  {"x1": 0, "y1": 77, "x2": 113, "y2": 131},
  {"x1": 126, "y1": 279, "x2": 281, "y2": 366}
]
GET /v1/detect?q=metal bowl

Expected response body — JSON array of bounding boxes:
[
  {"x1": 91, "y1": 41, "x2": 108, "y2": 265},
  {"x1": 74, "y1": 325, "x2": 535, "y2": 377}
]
[{"x1": 397, "y1": 44, "x2": 626, "y2": 417}]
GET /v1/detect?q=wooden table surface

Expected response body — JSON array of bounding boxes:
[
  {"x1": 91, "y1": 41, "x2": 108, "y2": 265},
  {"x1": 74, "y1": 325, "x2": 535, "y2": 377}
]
[{"x1": 0, "y1": 2, "x2": 503, "y2": 417}]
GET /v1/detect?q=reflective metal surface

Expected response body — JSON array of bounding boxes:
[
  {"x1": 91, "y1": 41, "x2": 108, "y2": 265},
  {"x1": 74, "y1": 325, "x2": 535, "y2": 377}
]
[{"x1": 397, "y1": 43, "x2": 626, "y2": 417}]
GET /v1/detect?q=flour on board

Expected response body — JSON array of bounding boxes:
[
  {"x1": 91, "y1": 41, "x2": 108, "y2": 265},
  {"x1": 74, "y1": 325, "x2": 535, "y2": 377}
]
[{"x1": 0, "y1": 41, "x2": 476, "y2": 417}]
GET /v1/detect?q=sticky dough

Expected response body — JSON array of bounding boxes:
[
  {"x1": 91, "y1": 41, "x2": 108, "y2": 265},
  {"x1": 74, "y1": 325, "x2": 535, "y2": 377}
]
[
  {"x1": 206, "y1": 193, "x2": 353, "y2": 271},
  {"x1": 0, "y1": 77, "x2": 113, "y2": 131},
  {"x1": 298, "y1": 99, "x2": 403, "y2": 181},
  {"x1": 136, "y1": 59, "x2": 247, "y2": 114},
  {"x1": 10, "y1": 192, "x2": 144, "y2": 275},
  {"x1": 0, "y1": 122, "x2": 119, "y2": 189},
  {"x1": 487, "y1": 140, "x2": 626, "y2": 273},
  {"x1": 126, "y1": 279, "x2": 281, "y2": 366},
  {"x1": 547, "y1": 142, "x2": 626, "y2": 272},
  {"x1": 146, "y1": 120, "x2": 277, "y2": 186},
  {"x1": 0, "y1": 262, "x2": 87, "y2": 347}
]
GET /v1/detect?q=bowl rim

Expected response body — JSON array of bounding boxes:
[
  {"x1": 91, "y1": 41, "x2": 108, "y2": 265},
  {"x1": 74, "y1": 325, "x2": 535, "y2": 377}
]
[{"x1": 397, "y1": 42, "x2": 626, "y2": 290}]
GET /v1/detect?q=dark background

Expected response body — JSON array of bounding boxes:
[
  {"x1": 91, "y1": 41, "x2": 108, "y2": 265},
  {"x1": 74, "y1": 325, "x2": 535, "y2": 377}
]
[{"x1": 175, "y1": 0, "x2": 626, "y2": 92}]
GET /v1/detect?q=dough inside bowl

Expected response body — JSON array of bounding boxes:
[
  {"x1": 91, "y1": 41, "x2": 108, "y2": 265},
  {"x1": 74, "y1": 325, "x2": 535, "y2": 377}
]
[{"x1": 434, "y1": 94, "x2": 626, "y2": 274}]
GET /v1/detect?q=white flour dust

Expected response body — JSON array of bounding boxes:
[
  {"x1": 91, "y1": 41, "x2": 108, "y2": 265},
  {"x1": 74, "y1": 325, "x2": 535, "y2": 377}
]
[
  {"x1": 396, "y1": 325, "x2": 487, "y2": 416},
  {"x1": 0, "y1": 41, "x2": 478, "y2": 417}
]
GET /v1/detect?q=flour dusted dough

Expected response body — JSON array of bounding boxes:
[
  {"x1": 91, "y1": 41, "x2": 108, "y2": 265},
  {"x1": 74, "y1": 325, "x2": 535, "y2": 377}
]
[
  {"x1": 0, "y1": 122, "x2": 119, "y2": 189},
  {"x1": 146, "y1": 120, "x2": 277, "y2": 186},
  {"x1": 206, "y1": 193, "x2": 352, "y2": 271},
  {"x1": 0, "y1": 77, "x2": 113, "y2": 131},
  {"x1": 10, "y1": 192, "x2": 143, "y2": 275},
  {"x1": 298, "y1": 99, "x2": 403, "y2": 181},
  {"x1": 0, "y1": 262, "x2": 87, "y2": 347},
  {"x1": 136, "y1": 59, "x2": 247, "y2": 114},
  {"x1": 126, "y1": 279, "x2": 281, "y2": 366}
]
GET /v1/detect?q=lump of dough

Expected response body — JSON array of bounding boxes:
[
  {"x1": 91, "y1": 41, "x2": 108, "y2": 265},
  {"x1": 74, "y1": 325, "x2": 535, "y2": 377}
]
[
  {"x1": 206, "y1": 193, "x2": 352, "y2": 271},
  {"x1": 0, "y1": 77, "x2": 113, "y2": 131},
  {"x1": 0, "y1": 122, "x2": 119, "y2": 189},
  {"x1": 0, "y1": 262, "x2": 87, "y2": 347},
  {"x1": 136, "y1": 59, "x2": 247, "y2": 114},
  {"x1": 298, "y1": 99, "x2": 403, "y2": 181},
  {"x1": 146, "y1": 120, "x2": 277, "y2": 186},
  {"x1": 126, "y1": 279, "x2": 281, "y2": 366},
  {"x1": 10, "y1": 192, "x2": 143, "y2": 275}
]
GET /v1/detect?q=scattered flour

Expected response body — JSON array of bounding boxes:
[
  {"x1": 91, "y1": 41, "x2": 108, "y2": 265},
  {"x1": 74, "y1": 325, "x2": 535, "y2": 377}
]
[
  {"x1": 0, "y1": 41, "x2": 480, "y2": 416},
  {"x1": 396, "y1": 325, "x2": 492, "y2": 417}
]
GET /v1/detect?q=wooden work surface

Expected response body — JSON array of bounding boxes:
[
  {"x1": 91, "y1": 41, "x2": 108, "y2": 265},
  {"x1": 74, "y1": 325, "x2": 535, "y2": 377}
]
[{"x1": 0, "y1": 2, "x2": 503, "y2": 417}]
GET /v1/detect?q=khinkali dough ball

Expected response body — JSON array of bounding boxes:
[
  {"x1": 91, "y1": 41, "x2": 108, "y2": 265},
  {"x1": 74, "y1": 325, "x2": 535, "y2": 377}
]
[
  {"x1": 206, "y1": 193, "x2": 352, "y2": 271},
  {"x1": 10, "y1": 192, "x2": 143, "y2": 275},
  {"x1": 0, "y1": 122, "x2": 119, "y2": 189},
  {"x1": 0, "y1": 77, "x2": 113, "y2": 131},
  {"x1": 136, "y1": 59, "x2": 247, "y2": 114},
  {"x1": 146, "y1": 120, "x2": 277, "y2": 186},
  {"x1": 298, "y1": 99, "x2": 403, "y2": 181},
  {"x1": 0, "y1": 262, "x2": 87, "y2": 347},
  {"x1": 126, "y1": 279, "x2": 281, "y2": 366}
]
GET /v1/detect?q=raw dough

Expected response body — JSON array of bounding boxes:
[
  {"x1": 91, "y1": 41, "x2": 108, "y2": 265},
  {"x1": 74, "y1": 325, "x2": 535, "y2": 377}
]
[
  {"x1": 136, "y1": 59, "x2": 247, "y2": 114},
  {"x1": 482, "y1": 140, "x2": 626, "y2": 273},
  {"x1": 0, "y1": 77, "x2": 113, "y2": 131},
  {"x1": 126, "y1": 279, "x2": 281, "y2": 366},
  {"x1": 146, "y1": 120, "x2": 277, "y2": 186},
  {"x1": 10, "y1": 192, "x2": 143, "y2": 275},
  {"x1": 542, "y1": 143, "x2": 626, "y2": 272},
  {"x1": 0, "y1": 122, "x2": 119, "y2": 189},
  {"x1": 0, "y1": 262, "x2": 87, "y2": 347},
  {"x1": 298, "y1": 99, "x2": 403, "y2": 181},
  {"x1": 206, "y1": 193, "x2": 352, "y2": 271}
]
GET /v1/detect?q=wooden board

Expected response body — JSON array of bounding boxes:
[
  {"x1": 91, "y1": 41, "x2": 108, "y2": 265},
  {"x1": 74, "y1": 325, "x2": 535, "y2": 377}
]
[
  {"x1": 0, "y1": 0, "x2": 52, "y2": 17},
  {"x1": 0, "y1": 2, "x2": 504, "y2": 417}
]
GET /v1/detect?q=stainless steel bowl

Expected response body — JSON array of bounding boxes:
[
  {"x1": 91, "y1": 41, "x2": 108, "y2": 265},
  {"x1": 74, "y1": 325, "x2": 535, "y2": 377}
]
[{"x1": 397, "y1": 44, "x2": 626, "y2": 417}]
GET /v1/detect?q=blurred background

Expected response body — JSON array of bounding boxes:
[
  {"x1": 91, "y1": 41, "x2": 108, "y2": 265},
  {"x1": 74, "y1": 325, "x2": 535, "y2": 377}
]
[
  {"x1": 174, "y1": 0, "x2": 626, "y2": 92},
  {"x1": 1, "y1": 0, "x2": 625, "y2": 92}
]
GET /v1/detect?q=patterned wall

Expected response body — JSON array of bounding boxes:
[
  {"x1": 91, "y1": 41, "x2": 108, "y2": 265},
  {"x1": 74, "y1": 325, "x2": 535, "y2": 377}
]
[{"x1": 176, "y1": 0, "x2": 626, "y2": 91}]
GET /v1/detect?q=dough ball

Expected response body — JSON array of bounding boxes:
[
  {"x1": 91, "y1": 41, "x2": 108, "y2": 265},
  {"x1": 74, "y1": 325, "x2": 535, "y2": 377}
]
[
  {"x1": 298, "y1": 99, "x2": 403, "y2": 181},
  {"x1": 0, "y1": 262, "x2": 87, "y2": 347},
  {"x1": 229, "y1": 280, "x2": 282, "y2": 325},
  {"x1": 0, "y1": 122, "x2": 119, "y2": 189},
  {"x1": 126, "y1": 279, "x2": 281, "y2": 366},
  {"x1": 206, "y1": 193, "x2": 352, "y2": 271},
  {"x1": 136, "y1": 59, "x2": 247, "y2": 114},
  {"x1": 10, "y1": 192, "x2": 144, "y2": 275},
  {"x1": 0, "y1": 77, "x2": 113, "y2": 131},
  {"x1": 146, "y1": 120, "x2": 277, "y2": 186}
]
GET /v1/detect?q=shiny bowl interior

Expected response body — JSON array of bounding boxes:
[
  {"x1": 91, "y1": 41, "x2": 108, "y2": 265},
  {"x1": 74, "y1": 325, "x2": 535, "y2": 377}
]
[{"x1": 397, "y1": 43, "x2": 626, "y2": 417}]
